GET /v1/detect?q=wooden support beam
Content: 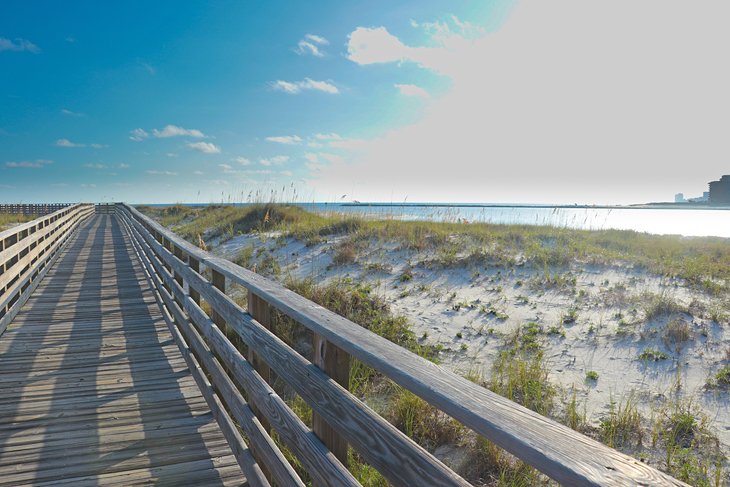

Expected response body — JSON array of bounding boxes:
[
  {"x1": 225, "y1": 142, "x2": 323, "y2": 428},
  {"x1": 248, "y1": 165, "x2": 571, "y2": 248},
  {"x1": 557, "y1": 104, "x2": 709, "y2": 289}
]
[{"x1": 312, "y1": 335, "x2": 350, "y2": 467}]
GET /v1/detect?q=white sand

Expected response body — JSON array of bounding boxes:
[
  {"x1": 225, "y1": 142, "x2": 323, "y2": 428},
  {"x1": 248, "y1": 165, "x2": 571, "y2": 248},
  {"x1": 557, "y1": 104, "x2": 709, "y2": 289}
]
[{"x1": 213, "y1": 231, "x2": 730, "y2": 460}]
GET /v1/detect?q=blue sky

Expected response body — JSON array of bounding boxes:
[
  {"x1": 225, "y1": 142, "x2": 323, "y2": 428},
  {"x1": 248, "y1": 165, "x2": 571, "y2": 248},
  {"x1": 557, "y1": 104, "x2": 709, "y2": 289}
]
[{"x1": 2, "y1": 1, "x2": 729, "y2": 204}]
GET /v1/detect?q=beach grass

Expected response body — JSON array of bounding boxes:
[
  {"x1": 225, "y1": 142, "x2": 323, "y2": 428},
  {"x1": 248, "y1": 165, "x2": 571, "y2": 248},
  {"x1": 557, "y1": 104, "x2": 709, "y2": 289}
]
[
  {"x1": 139, "y1": 202, "x2": 729, "y2": 485},
  {"x1": 0, "y1": 212, "x2": 37, "y2": 230},
  {"x1": 138, "y1": 203, "x2": 730, "y2": 290}
]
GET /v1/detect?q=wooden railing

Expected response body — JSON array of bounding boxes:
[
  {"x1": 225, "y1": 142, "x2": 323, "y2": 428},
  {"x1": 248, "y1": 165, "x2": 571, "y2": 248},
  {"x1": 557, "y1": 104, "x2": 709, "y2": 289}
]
[
  {"x1": 0, "y1": 204, "x2": 95, "y2": 336},
  {"x1": 0, "y1": 203, "x2": 72, "y2": 216},
  {"x1": 116, "y1": 202, "x2": 686, "y2": 487}
]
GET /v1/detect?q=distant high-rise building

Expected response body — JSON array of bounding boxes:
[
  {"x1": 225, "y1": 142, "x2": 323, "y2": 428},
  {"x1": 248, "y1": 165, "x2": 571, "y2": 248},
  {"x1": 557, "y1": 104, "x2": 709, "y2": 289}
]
[
  {"x1": 709, "y1": 175, "x2": 730, "y2": 205},
  {"x1": 675, "y1": 193, "x2": 685, "y2": 203}
]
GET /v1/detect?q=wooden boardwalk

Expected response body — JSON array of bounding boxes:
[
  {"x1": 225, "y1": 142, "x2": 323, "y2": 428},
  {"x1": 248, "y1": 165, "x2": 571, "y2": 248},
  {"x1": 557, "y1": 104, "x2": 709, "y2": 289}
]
[{"x1": 0, "y1": 215, "x2": 246, "y2": 486}]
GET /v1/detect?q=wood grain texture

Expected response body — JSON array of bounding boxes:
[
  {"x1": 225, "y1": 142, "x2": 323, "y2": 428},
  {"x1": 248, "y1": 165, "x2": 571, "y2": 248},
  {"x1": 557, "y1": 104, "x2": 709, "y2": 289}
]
[
  {"x1": 122, "y1": 209, "x2": 469, "y2": 487},
  {"x1": 0, "y1": 214, "x2": 246, "y2": 486},
  {"x1": 120, "y1": 208, "x2": 359, "y2": 487},
  {"x1": 122, "y1": 203, "x2": 690, "y2": 487},
  {"x1": 122, "y1": 215, "x2": 298, "y2": 487}
]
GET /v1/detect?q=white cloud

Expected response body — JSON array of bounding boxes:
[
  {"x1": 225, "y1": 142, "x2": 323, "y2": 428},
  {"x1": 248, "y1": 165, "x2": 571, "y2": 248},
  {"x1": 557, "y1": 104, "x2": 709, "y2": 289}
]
[
  {"x1": 193, "y1": 170, "x2": 204, "y2": 175},
  {"x1": 319, "y1": 153, "x2": 344, "y2": 164},
  {"x1": 146, "y1": 170, "x2": 178, "y2": 176},
  {"x1": 219, "y1": 163, "x2": 238, "y2": 174},
  {"x1": 6, "y1": 159, "x2": 53, "y2": 168},
  {"x1": 305, "y1": 34, "x2": 328, "y2": 45},
  {"x1": 56, "y1": 138, "x2": 106, "y2": 148},
  {"x1": 129, "y1": 128, "x2": 149, "y2": 141},
  {"x1": 266, "y1": 135, "x2": 302, "y2": 145},
  {"x1": 61, "y1": 108, "x2": 85, "y2": 117},
  {"x1": 118, "y1": 163, "x2": 130, "y2": 169},
  {"x1": 272, "y1": 78, "x2": 339, "y2": 95},
  {"x1": 315, "y1": 133, "x2": 342, "y2": 140},
  {"x1": 280, "y1": 170, "x2": 294, "y2": 177},
  {"x1": 259, "y1": 155, "x2": 289, "y2": 166},
  {"x1": 56, "y1": 138, "x2": 83, "y2": 148},
  {"x1": 187, "y1": 141, "x2": 221, "y2": 154},
  {"x1": 296, "y1": 41, "x2": 324, "y2": 57},
  {"x1": 234, "y1": 156, "x2": 251, "y2": 165},
  {"x1": 152, "y1": 125, "x2": 205, "y2": 138},
  {"x1": 346, "y1": 24, "x2": 470, "y2": 76},
  {"x1": 313, "y1": 5, "x2": 730, "y2": 204},
  {"x1": 0, "y1": 38, "x2": 40, "y2": 53},
  {"x1": 395, "y1": 83, "x2": 430, "y2": 98},
  {"x1": 80, "y1": 183, "x2": 97, "y2": 188},
  {"x1": 83, "y1": 163, "x2": 106, "y2": 169},
  {"x1": 295, "y1": 34, "x2": 329, "y2": 57}
]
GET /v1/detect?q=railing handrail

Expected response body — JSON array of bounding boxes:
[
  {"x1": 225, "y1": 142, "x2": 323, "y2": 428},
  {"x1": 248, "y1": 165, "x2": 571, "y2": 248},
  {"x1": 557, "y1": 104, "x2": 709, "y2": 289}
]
[
  {"x1": 0, "y1": 203, "x2": 95, "y2": 337},
  {"x1": 0, "y1": 203, "x2": 85, "y2": 242},
  {"x1": 117, "y1": 203, "x2": 687, "y2": 487}
]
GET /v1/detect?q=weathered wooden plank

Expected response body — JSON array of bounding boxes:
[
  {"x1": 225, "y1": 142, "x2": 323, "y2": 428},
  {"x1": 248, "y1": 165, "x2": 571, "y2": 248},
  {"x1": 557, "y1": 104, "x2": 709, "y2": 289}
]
[
  {"x1": 127, "y1": 218, "x2": 304, "y2": 485},
  {"x1": 120, "y1": 210, "x2": 359, "y2": 487},
  {"x1": 0, "y1": 213, "x2": 247, "y2": 486}
]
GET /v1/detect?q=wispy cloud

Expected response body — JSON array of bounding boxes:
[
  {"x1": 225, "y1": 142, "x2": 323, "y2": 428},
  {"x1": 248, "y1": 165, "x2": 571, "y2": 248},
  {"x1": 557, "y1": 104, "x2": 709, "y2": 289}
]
[
  {"x1": 295, "y1": 34, "x2": 329, "y2": 57},
  {"x1": 56, "y1": 138, "x2": 107, "y2": 148},
  {"x1": 141, "y1": 62, "x2": 156, "y2": 75},
  {"x1": 219, "y1": 163, "x2": 235, "y2": 173},
  {"x1": 130, "y1": 125, "x2": 206, "y2": 141},
  {"x1": 187, "y1": 141, "x2": 221, "y2": 154},
  {"x1": 0, "y1": 38, "x2": 40, "y2": 54},
  {"x1": 234, "y1": 156, "x2": 251, "y2": 165},
  {"x1": 271, "y1": 78, "x2": 338, "y2": 95},
  {"x1": 259, "y1": 155, "x2": 289, "y2": 166},
  {"x1": 83, "y1": 163, "x2": 106, "y2": 169},
  {"x1": 265, "y1": 135, "x2": 302, "y2": 145},
  {"x1": 80, "y1": 183, "x2": 97, "y2": 188},
  {"x1": 118, "y1": 163, "x2": 130, "y2": 169},
  {"x1": 0, "y1": 184, "x2": 15, "y2": 189},
  {"x1": 56, "y1": 138, "x2": 83, "y2": 148},
  {"x1": 193, "y1": 170, "x2": 204, "y2": 175},
  {"x1": 152, "y1": 125, "x2": 205, "y2": 138},
  {"x1": 6, "y1": 159, "x2": 53, "y2": 168},
  {"x1": 129, "y1": 128, "x2": 149, "y2": 141},
  {"x1": 146, "y1": 170, "x2": 178, "y2": 176},
  {"x1": 61, "y1": 108, "x2": 85, "y2": 117},
  {"x1": 395, "y1": 83, "x2": 430, "y2": 98}
]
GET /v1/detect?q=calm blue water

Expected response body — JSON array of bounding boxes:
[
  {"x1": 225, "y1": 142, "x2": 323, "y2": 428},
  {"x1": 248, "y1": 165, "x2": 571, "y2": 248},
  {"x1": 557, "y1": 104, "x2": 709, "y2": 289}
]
[{"x1": 146, "y1": 203, "x2": 730, "y2": 238}]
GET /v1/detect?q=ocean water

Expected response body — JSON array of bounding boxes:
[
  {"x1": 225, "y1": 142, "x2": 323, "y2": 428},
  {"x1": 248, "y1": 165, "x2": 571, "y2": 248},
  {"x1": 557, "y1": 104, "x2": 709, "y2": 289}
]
[{"x1": 149, "y1": 203, "x2": 730, "y2": 238}]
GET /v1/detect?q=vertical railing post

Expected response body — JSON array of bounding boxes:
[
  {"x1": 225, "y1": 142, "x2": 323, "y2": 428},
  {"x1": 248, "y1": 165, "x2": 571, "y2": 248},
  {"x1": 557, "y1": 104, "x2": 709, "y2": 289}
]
[
  {"x1": 247, "y1": 291, "x2": 273, "y2": 432},
  {"x1": 173, "y1": 246, "x2": 185, "y2": 308},
  {"x1": 189, "y1": 257, "x2": 201, "y2": 305},
  {"x1": 312, "y1": 335, "x2": 350, "y2": 466}
]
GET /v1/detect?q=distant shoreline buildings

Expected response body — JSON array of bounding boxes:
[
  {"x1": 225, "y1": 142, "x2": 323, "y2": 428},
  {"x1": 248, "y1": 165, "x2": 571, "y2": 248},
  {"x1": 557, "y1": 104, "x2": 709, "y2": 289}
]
[
  {"x1": 674, "y1": 175, "x2": 730, "y2": 206},
  {"x1": 709, "y1": 175, "x2": 730, "y2": 206}
]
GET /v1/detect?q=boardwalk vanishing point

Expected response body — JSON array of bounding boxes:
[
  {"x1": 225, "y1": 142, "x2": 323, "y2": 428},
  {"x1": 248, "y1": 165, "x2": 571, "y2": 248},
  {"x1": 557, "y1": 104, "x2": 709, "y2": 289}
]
[{"x1": 0, "y1": 204, "x2": 690, "y2": 486}]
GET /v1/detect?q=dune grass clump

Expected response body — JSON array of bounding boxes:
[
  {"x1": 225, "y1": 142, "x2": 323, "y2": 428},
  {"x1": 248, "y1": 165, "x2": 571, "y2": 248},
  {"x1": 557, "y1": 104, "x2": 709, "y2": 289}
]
[
  {"x1": 140, "y1": 203, "x2": 730, "y2": 290},
  {"x1": 332, "y1": 239, "x2": 358, "y2": 265},
  {"x1": 491, "y1": 323, "x2": 554, "y2": 416},
  {"x1": 0, "y1": 212, "x2": 37, "y2": 230},
  {"x1": 600, "y1": 394, "x2": 644, "y2": 448},
  {"x1": 639, "y1": 347, "x2": 669, "y2": 361}
]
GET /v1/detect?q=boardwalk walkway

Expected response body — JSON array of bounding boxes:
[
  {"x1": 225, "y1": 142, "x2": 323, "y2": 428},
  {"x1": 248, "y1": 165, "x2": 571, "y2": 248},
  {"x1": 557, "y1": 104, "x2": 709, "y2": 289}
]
[{"x1": 0, "y1": 214, "x2": 245, "y2": 486}]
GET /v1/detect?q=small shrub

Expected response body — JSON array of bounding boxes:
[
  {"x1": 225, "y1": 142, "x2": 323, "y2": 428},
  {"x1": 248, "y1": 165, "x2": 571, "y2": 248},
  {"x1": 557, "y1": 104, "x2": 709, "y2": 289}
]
[
  {"x1": 586, "y1": 370, "x2": 599, "y2": 381},
  {"x1": 333, "y1": 240, "x2": 357, "y2": 265},
  {"x1": 663, "y1": 318, "x2": 691, "y2": 350},
  {"x1": 638, "y1": 347, "x2": 669, "y2": 361}
]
